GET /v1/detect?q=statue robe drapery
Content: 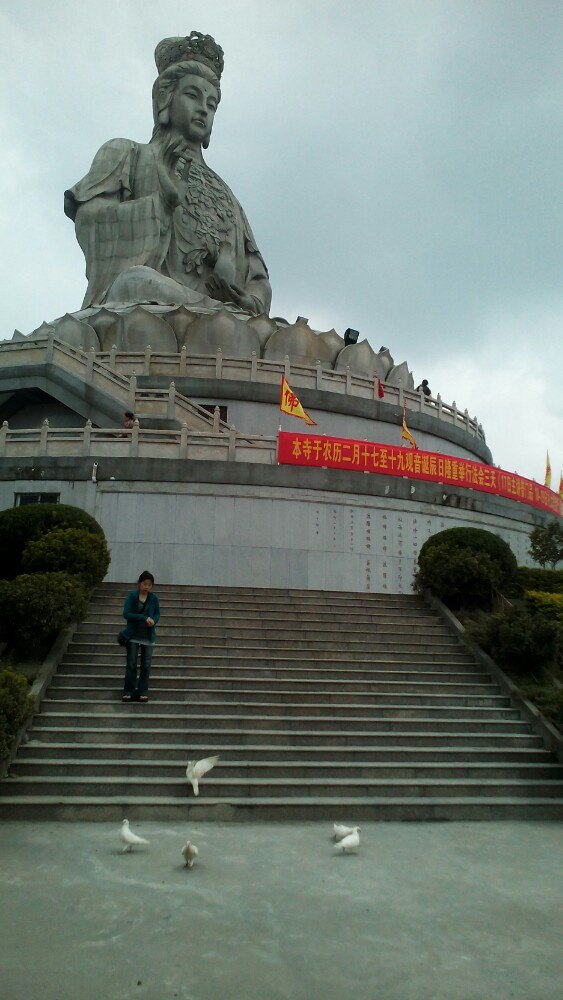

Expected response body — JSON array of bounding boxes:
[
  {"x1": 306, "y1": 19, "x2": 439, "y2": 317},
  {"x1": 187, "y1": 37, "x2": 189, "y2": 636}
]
[{"x1": 64, "y1": 138, "x2": 271, "y2": 314}]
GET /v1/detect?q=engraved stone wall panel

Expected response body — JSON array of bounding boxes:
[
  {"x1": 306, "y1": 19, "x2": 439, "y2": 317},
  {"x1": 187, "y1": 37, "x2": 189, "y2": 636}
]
[{"x1": 0, "y1": 479, "x2": 544, "y2": 593}]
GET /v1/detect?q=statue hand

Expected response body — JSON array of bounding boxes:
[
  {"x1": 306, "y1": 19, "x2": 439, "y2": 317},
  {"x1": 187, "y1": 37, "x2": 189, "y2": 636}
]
[
  {"x1": 156, "y1": 139, "x2": 189, "y2": 210},
  {"x1": 206, "y1": 274, "x2": 256, "y2": 313}
]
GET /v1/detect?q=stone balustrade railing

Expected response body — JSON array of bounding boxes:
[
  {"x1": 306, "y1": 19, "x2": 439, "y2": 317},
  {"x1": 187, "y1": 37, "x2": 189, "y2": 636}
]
[
  {"x1": 99, "y1": 347, "x2": 485, "y2": 442},
  {"x1": 0, "y1": 335, "x2": 485, "y2": 442},
  {"x1": 0, "y1": 421, "x2": 277, "y2": 464}
]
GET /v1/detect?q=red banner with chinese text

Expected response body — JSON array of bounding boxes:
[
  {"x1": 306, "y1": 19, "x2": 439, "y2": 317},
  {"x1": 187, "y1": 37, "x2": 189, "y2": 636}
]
[{"x1": 277, "y1": 431, "x2": 563, "y2": 518}]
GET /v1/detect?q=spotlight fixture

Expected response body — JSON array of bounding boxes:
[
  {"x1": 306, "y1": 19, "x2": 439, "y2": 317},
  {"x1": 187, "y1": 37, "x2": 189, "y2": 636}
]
[{"x1": 344, "y1": 328, "x2": 360, "y2": 346}]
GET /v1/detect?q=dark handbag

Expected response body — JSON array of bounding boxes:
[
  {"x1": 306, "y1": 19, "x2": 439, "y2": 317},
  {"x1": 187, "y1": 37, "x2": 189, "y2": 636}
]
[{"x1": 117, "y1": 629, "x2": 128, "y2": 646}]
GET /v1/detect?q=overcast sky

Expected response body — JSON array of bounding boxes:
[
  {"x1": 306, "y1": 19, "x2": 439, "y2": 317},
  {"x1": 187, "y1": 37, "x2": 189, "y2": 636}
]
[{"x1": 1, "y1": 0, "x2": 561, "y2": 485}]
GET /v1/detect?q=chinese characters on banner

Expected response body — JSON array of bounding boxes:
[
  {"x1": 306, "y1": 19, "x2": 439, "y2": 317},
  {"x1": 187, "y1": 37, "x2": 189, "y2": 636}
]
[{"x1": 277, "y1": 431, "x2": 563, "y2": 518}]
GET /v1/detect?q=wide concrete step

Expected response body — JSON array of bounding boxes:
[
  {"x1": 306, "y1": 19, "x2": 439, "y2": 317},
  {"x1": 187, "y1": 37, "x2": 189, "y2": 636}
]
[
  {"x1": 18, "y1": 741, "x2": 555, "y2": 764},
  {"x1": 57, "y1": 663, "x2": 490, "y2": 682},
  {"x1": 95, "y1": 583, "x2": 423, "y2": 597},
  {"x1": 51, "y1": 674, "x2": 501, "y2": 696},
  {"x1": 3, "y1": 795, "x2": 562, "y2": 821},
  {"x1": 70, "y1": 635, "x2": 465, "y2": 654},
  {"x1": 77, "y1": 622, "x2": 455, "y2": 640},
  {"x1": 11, "y1": 758, "x2": 563, "y2": 782},
  {"x1": 3, "y1": 774, "x2": 562, "y2": 799},
  {"x1": 91, "y1": 587, "x2": 424, "y2": 614},
  {"x1": 41, "y1": 697, "x2": 520, "y2": 720},
  {"x1": 33, "y1": 710, "x2": 531, "y2": 733},
  {"x1": 48, "y1": 685, "x2": 510, "y2": 709},
  {"x1": 85, "y1": 607, "x2": 442, "y2": 625},
  {"x1": 27, "y1": 724, "x2": 544, "y2": 747},
  {"x1": 62, "y1": 651, "x2": 476, "y2": 668}
]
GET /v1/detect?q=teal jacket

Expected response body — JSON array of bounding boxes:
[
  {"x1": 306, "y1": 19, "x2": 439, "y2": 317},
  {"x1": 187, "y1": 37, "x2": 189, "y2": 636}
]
[{"x1": 121, "y1": 590, "x2": 161, "y2": 644}]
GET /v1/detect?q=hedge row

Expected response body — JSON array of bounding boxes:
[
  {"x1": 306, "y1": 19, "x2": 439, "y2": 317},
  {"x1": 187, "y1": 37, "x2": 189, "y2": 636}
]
[
  {"x1": 525, "y1": 590, "x2": 563, "y2": 625},
  {"x1": 517, "y1": 566, "x2": 563, "y2": 594},
  {"x1": 0, "y1": 669, "x2": 35, "y2": 759}
]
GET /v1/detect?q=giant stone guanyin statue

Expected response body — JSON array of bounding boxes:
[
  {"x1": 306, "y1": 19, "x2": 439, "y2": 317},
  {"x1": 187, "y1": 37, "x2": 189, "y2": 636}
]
[{"x1": 64, "y1": 32, "x2": 272, "y2": 317}]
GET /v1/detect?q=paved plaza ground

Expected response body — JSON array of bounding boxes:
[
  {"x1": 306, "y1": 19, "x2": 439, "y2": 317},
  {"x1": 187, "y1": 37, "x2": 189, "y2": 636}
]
[{"x1": 0, "y1": 820, "x2": 561, "y2": 1000}]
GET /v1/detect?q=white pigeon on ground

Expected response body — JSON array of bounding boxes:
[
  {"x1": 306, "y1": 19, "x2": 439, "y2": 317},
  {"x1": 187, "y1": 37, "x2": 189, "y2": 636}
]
[
  {"x1": 333, "y1": 823, "x2": 356, "y2": 841},
  {"x1": 181, "y1": 841, "x2": 199, "y2": 869},
  {"x1": 334, "y1": 826, "x2": 361, "y2": 853},
  {"x1": 186, "y1": 755, "x2": 220, "y2": 796},
  {"x1": 120, "y1": 818, "x2": 150, "y2": 853}
]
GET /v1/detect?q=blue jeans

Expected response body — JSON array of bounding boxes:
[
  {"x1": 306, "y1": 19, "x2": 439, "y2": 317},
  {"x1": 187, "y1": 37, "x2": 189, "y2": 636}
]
[{"x1": 123, "y1": 642, "x2": 154, "y2": 697}]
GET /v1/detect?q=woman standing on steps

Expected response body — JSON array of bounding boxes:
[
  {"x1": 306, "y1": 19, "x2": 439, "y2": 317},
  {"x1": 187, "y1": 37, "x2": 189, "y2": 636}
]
[{"x1": 121, "y1": 571, "x2": 161, "y2": 703}]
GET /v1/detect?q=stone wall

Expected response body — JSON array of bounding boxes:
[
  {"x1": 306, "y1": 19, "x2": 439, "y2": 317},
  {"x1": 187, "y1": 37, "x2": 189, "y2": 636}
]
[{"x1": 0, "y1": 460, "x2": 546, "y2": 593}]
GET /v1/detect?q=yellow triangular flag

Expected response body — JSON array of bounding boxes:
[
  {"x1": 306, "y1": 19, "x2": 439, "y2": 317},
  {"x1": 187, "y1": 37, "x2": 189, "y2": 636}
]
[
  {"x1": 545, "y1": 450, "x2": 551, "y2": 488},
  {"x1": 401, "y1": 401, "x2": 418, "y2": 449},
  {"x1": 280, "y1": 375, "x2": 317, "y2": 425}
]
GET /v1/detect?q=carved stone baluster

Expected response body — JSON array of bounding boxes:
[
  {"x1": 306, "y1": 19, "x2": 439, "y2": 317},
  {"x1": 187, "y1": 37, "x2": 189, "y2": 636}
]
[
  {"x1": 167, "y1": 381, "x2": 176, "y2": 420},
  {"x1": 128, "y1": 372, "x2": 137, "y2": 411},
  {"x1": 131, "y1": 418, "x2": 139, "y2": 457},
  {"x1": 228, "y1": 424, "x2": 236, "y2": 461},
  {"x1": 82, "y1": 419, "x2": 92, "y2": 456},
  {"x1": 180, "y1": 422, "x2": 188, "y2": 459},
  {"x1": 40, "y1": 418, "x2": 49, "y2": 456},
  {"x1": 0, "y1": 420, "x2": 8, "y2": 456}
]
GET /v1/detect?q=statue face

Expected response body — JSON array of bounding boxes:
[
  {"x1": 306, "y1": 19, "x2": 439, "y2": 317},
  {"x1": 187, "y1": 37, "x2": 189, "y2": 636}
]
[{"x1": 168, "y1": 73, "x2": 218, "y2": 144}]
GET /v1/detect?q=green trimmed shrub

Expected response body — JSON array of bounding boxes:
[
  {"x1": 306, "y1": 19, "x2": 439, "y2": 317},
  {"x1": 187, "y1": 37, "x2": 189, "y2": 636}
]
[
  {"x1": 480, "y1": 603, "x2": 559, "y2": 675},
  {"x1": 414, "y1": 528, "x2": 518, "y2": 608},
  {"x1": 414, "y1": 542, "x2": 504, "y2": 610},
  {"x1": 524, "y1": 591, "x2": 563, "y2": 626},
  {"x1": 22, "y1": 528, "x2": 110, "y2": 588},
  {"x1": 0, "y1": 572, "x2": 88, "y2": 656},
  {"x1": 0, "y1": 504, "x2": 104, "y2": 580},
  {"x1": 517, "y1": 566, "x2": 563, "y2": 594},
  {"x1": 0, "y1": 669, "x2": 35, "y2": 759}
]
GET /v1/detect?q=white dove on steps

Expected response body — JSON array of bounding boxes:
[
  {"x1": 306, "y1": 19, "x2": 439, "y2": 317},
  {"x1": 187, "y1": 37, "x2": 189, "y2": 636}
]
[
  {"x1": 181, "y1": 841, "x2": 199, "y2": 868},
  {"x1": 333, "y1": 823, "x2": 356, "y2": 841},
  {"x1": 120, "y1": 818, "x2": 149, "y2": 852},
  {"x1": 334, "y1": 827, "x2": 361, "y2": 853},
  {"x1": 186, "y1": 755, "x2": 220, "y2": 796}
]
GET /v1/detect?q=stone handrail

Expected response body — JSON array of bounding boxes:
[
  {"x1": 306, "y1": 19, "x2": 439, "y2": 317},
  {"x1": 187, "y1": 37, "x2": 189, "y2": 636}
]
[
  {"x1": 0, "y1": 336, "x2": 230, "y2": 435},
  {"x1": 0, "y1": 336, "x2": 485, "y2": 442},
  {"x1": 0, "y1": 422, "x2": 277, "y2": 464},
  {"x1": 98, "y1": 347, "x2": 485, "y2": 442}
]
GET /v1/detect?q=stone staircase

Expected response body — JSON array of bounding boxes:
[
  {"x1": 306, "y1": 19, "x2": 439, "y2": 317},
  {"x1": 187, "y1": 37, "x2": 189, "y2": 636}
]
[{"x1": 1, "y1": 585, "x2": 562, "y2": 820}]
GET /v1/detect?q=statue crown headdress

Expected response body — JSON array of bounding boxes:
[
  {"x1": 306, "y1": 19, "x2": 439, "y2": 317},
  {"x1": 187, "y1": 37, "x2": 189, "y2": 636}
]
[{"x1": 154, "y1": 31, "x2": 224, "y2": 80}]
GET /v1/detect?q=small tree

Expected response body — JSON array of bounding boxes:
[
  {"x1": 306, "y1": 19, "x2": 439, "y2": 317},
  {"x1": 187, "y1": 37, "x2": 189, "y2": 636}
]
[{"x1": 529, "y1": 522, "x2": 563, "y2": 570}]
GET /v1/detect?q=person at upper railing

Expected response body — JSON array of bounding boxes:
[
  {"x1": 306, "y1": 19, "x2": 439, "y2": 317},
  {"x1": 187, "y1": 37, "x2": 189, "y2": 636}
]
[
  {"x1": 416, "y1": 379, "x2": 432, "y2": 397},
  {"x1": 64, "y1": 32, "x2": 272, "y2": 318}
]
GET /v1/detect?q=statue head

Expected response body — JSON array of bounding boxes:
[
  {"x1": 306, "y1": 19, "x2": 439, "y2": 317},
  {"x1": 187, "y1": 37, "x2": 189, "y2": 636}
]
[{"x1": 151, "y1": 32, "x2": 224, "y2": 148}]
